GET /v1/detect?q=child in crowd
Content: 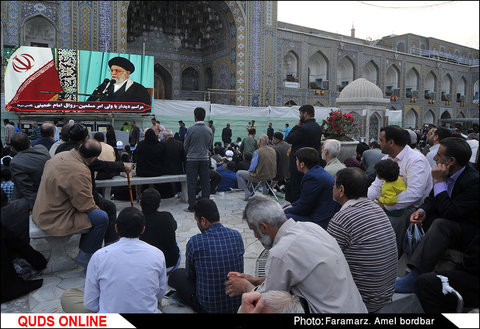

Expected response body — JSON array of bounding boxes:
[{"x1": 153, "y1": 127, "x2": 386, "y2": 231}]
[
  {"x1": 374, "y1": 159, "x2": 407, "y2": 216},
  {"x1": 1, "y1": 168, "x2": 14, "y2": 201}
]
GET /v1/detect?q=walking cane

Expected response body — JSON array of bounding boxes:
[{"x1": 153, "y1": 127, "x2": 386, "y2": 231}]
[{"x1": 127, "y1": 172, "x2": 134, "y2": 207}]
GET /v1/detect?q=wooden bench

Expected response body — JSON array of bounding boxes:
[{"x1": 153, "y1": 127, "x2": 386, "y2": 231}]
[
  {"x1": 95, "y1": 174, "x2": 188, "y2": 203},
  {"x1": 29, "y1": 216, "x2": 88, "y2": 273}
]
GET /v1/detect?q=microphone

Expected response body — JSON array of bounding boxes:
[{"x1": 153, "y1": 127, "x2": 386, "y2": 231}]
[
  {"x1": 103, "y1": 79, "x2": 116, "y2": 97},
  {"x1": 88, "y1": 79, "x2": 110, "y2": 101},
  {"x1": 95, "y1": 79, "x2": 110, "y2": 94}
]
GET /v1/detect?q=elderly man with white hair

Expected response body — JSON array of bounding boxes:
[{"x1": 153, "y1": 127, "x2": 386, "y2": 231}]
[
  {"x1": 225, "y1": 195, "x2": 367, "y2": 313},
  {"x1": 322, "y1": 139, "x2": 346, "y2": 178}
]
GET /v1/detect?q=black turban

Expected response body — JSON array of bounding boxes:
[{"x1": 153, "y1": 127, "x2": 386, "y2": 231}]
[{"x1": 108, "y1": 57, "x2": 135, "y2": 73}]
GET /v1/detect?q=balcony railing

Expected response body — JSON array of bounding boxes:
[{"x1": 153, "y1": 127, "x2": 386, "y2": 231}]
[{"x1": 409, "y1": 48, "x2": 479, "y2": 66}]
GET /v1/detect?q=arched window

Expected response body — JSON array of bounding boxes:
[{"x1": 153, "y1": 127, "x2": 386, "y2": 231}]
[
  {"x1": 23, "y1": 15, "x2": 56, "y2": 48},
  {"x1": 405, "y1": 109, "x2": 418, "y2": 128},
  {"x1": 473, "y1": 80, "x2": 479, "y2": 102},
  {"x1": 368, "y1": 113, "x2": 381, "y2": 142},
  {"x1": 154, "y1": 63, "x2": 172, "y2": 99},
  {"x1": 410, "y1": 43, "x2": 416, "y2": 54},
  {"x1": 337, "y1": 56, "x2": 354, "y2": 92},
  {"x1": 441, "y1": 111, "x2": 451, "y2": 119},
  {"x1": 181, "y1": 67, "x2": 199, "y2": 91},
  {"x1": 396, "y1": 42, "x2": 405, "y2": 52},
  {"x1": 362, "y1": 61, "x2": 379, "y2": 86},
  {"x1": 456, "y1": 77, "x2": 466, "y2": 102},
  {"x1": 405, "y1": 68, "x2": 419, "y2": 98},
  {"x1": 424, "y1": 71, "x2": 436, "y2": 99},
  {"x1": 424, "y1": 110, "x2": 435, "y2": 125},
  {"x1": 308, "y1": 51, "x2": 328, "y2": 89},
  {"x1": 283, "y1": 51, "x2": 299, "y2": 83},
  {"x1": 441, "y1": 74, "x2": 452, "y2": 101},
  {"x1": 385, "y1": 65, "x2": 400, "y2": 96}
]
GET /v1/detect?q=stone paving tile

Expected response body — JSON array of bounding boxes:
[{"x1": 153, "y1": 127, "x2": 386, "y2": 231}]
[
  {"x1": 1, "y1": 190, "x2": 273, "y2": 313},
  {"x1": 57, "y1": 277, "x2": 86, "y2": 290},
  {"x1": 30, "y1": 299, "x2": 63, "y2": 313}
]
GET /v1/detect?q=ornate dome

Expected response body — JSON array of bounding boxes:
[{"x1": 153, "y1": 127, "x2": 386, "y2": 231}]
[{"x1": 338, "y1": 78, "x2": 384, "y2": 99}]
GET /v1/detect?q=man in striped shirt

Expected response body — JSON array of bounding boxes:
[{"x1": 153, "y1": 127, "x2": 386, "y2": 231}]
[{"x1": 328, "y1": 168, "x2": 398, "y2": 312}]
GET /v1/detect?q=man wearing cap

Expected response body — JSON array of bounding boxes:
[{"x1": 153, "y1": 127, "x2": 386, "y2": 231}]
[
  {"x1": 217, "y1": 154, "x2": 237, "y2": 192},
  {"x1": 88, "y1": 57, "x2": 151, "y2": 105}
]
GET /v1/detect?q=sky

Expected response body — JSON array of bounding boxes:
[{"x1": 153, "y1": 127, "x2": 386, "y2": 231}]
[{"x1": 277, "y1": 1, "x2": 479, "y2": 49}]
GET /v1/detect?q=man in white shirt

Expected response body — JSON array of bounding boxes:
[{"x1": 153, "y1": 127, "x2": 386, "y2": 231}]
[
  {"x1": 225, "y1": 195, "x2": 367, "y2": 313},
  {"x1": 368, "y1": 126, "x2": 433, "y2": 256},
  {"x1": 60, "y1": 207, "x2": 167, "y2": 313},
  {"x1": 425, "y1": 127, "x2": 452, "y2": 168}
]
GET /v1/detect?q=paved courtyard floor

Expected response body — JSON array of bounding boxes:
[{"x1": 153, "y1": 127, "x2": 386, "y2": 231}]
[{"x1": 1, "y1": 190, "x2": 282, "y2": 314}]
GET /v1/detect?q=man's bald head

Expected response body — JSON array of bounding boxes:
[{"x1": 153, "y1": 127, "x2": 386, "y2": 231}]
[
  {"x1": 40, "y1": 122, "x2": 55, "y2": 138},
  {"x1": 79, "y1": 139, "x2": 102, "y2": 162}
]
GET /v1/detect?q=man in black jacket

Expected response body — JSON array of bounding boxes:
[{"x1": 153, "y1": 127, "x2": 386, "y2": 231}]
[
  {"x1": 159, "y1": 129, "x2": 185, "y2": 198},
  {"x1": 161, "y1": 129, "x2": 185, "y2": 175},
  {"x1": 139, "y1": 188, "x2": 181, "y2": 274},
  {"x1": 9, "y1": 133, "x2": 50, "y2": 210},
  {"x1": 395, "y1": 137, "x2": 479, "y2": 293},
  {"x1": 31, "y1": 123, "x2": 55, "y2": 151},
  {"x1": 285, "y1": 105, "x2": 322, "y2": 203},
  {"x1": 222, "y1": 123, "x2": 232, "y2": 147}
]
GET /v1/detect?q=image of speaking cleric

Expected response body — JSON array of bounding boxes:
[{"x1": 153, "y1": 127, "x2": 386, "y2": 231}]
[{"x1": 87, "y1": 56, "x2": 151, "y2": 105}]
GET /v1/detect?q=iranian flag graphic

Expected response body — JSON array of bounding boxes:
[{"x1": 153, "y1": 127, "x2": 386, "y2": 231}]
[{"x1": 5, "y1": 46, "x2": 62, "y2": 108}]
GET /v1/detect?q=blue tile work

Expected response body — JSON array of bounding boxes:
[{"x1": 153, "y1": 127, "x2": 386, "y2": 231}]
[
  {"x1": 57, "y1": 48, "x2": 78, "y2": 101},
  {"x1": 21, "y1": 1, "x2": 58, "y2": 24},
  {"x1": 59, "y1": 1, "x2": 71, "y2": 48},
  {"x1": 99, "y1": 1, "x2": 111, "y2": 52},
  {"x1": 7, "y1": 1, "x2": 19, "y2": 45},
  {"x1": 252, "y1": 1, "x2": 261, "y2": 92}
]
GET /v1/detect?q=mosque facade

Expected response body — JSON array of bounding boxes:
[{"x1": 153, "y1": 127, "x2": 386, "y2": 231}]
[{"x1": 2, "y1": 1, "x2": 479, "y2": 129}]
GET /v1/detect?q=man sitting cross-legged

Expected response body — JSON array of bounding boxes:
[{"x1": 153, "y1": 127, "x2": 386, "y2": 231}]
[
  {"x1": 395, "y1": 137, "x2": 479, "y2": 293},
  {"x1": 139, "y1": 188, "x2": 181, "y2": 275},
  {"x1": 168, "y1": 198, "x2": 245, "y2": 313},
  {"x1": 283, "y1": 147, "x2": 339, "y2": 229},
  {"x1": 60, "y1": 207, "x2": 167, "y2": 313},
  {"x1": 328, "y1": 167, "x2": 398, "y2": 312},
  {"x1": 225, "y1": 195, "x2": 367, "y2": 313}
]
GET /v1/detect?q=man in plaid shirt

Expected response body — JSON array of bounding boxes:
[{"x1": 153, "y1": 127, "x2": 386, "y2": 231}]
[
  {"x1": 1, "y1": 168, "x2": 14, "y2": 200},
  {"x1": 168, "y1": 198, "x2": 244, "y2": 313}
]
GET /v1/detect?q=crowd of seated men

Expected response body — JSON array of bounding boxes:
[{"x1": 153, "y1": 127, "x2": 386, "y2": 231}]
[{"x1": 1, "y1": 111, "x2": 478, "y2": 314}]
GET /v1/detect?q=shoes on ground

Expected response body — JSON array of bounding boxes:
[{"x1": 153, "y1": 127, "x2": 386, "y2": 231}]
[
  {"x1": 394, "y1": 268, "x2": 419, "y2": 293},
  {"x1": 74, "y1": 250, "x2": 93, "y2": 269}
]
